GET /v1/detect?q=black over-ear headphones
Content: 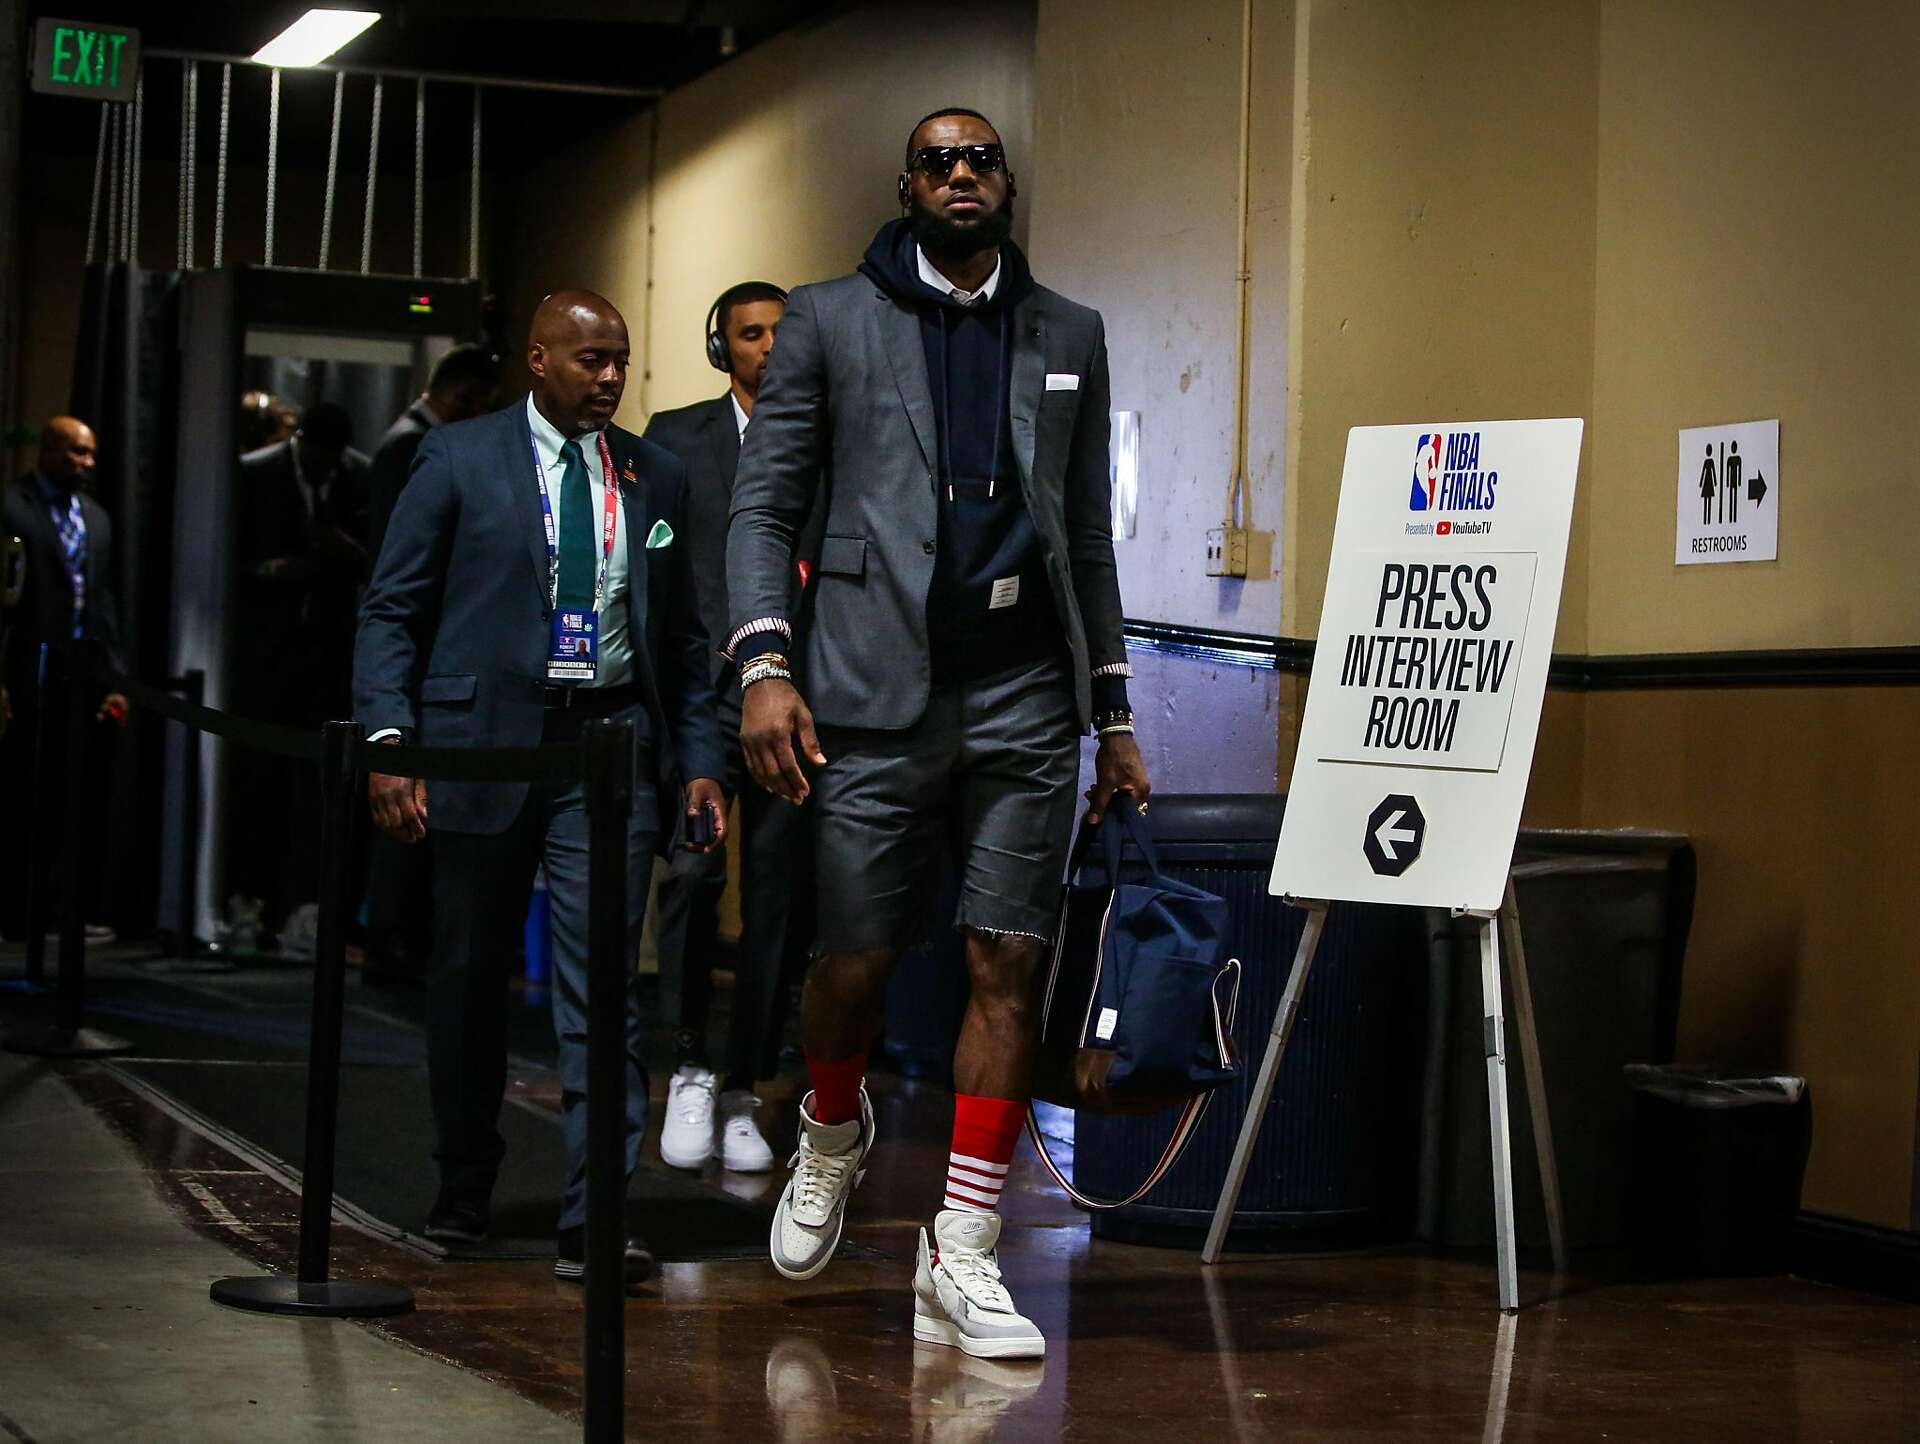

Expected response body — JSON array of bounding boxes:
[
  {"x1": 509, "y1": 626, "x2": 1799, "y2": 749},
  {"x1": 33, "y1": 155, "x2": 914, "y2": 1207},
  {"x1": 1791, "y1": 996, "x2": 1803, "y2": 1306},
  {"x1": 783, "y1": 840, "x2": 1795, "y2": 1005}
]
[{"x1": 706, "y1": 281, "x2": 790, "y2": 373}]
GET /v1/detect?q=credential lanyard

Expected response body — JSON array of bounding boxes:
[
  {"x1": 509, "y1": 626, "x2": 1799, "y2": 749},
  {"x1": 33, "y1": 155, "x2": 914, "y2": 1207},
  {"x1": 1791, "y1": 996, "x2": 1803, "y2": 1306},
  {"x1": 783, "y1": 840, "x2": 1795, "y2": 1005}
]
[{"x1": 530, "y1": 429, "x2": 619, "y2": 609}]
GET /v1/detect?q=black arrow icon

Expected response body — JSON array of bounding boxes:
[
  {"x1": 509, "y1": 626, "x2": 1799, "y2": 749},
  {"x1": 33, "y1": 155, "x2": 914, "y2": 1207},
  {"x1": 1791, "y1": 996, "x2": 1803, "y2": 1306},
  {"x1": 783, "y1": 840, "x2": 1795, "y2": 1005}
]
[{"x1": 1748, "y1": 470, "x2": 1768, "y2": 506}]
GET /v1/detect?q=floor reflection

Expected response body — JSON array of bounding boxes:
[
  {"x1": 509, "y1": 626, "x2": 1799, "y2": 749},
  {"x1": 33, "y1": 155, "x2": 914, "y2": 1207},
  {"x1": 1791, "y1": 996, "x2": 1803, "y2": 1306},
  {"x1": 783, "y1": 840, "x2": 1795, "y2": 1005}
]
[
  {"x1": 908, "y1": 1344, "x2": 1045, "y2": 1443},
  {"x1": 1482, "y1": 1312, "x2": 1517, "y2": 1444},
  {"x1": 764, "y1": 1336, "x2": 839, "y2": 1444}
]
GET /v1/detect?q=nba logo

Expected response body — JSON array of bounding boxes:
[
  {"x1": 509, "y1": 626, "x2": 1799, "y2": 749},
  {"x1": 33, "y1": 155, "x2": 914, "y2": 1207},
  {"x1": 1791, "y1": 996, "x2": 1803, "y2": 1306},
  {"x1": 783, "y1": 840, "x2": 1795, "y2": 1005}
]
[{"x1": 1409, "y1": 433, "x2": 1444, "y2": 511}]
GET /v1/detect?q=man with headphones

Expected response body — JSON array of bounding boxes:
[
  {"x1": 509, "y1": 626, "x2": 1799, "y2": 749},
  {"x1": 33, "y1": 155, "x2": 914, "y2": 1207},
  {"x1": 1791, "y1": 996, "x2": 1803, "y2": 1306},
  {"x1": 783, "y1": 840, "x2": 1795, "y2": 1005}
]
[
  {"x1": 644, "y1": 281, "x2": 819, "y2": 1174},
  {"x1": 726, "y1": 106, "x2": 1151, "y2": 1360}
]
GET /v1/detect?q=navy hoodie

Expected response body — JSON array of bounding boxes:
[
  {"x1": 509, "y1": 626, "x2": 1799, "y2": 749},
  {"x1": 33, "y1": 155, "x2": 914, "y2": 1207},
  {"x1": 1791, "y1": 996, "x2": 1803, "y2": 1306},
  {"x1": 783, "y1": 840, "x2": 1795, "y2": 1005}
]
[{"x1": 859, "y1": 219, "x2": 1067, "y2": 682}]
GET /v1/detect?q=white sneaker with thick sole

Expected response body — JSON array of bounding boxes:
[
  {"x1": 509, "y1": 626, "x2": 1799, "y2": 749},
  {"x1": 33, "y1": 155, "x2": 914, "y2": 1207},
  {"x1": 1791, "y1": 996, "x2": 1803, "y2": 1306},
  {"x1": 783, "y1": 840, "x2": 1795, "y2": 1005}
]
[
  {"x1": 720, "y1": 1089, "x2": 775, "y2": 1172},
  {"x1": 769, "y1": 1087, "x2": 873, "y2": 1280},
  {"x1": 913, "y1": 1210, "x2": 1046, "y2": 1360},
  {"x1": 660, "y1": 1065, "x2": 717, "y2": 1170}
]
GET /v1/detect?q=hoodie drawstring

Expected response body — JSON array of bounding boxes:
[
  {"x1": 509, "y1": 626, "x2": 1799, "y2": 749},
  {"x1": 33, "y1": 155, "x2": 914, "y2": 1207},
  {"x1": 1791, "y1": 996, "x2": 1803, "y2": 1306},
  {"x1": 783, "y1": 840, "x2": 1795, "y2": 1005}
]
[{"x1": 936, "y1": 304, "x2": 1009, "y2": 503}]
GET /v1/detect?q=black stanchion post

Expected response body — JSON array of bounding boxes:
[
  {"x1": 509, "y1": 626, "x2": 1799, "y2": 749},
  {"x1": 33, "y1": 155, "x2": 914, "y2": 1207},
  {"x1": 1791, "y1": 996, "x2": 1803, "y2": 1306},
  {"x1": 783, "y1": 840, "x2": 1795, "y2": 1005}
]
[
  {"x1": 5, "y1": 645, "x2": 130, "y2": 1056},
  {"x1": 583, "y1": 717, "x2": 633, "y2": 1444},
  {"x1": 209, "y1": 720, "x2": 414, "y2": 1319},
  {"x1": 54, "y1": 647, "x2": 91, "y2": 1031},
  {"x1": 20, "y1": 643, "x2": 53, "y2": 990},
  {"x1": 159, "y1": 669, "x2": 206, "y2": 958}
]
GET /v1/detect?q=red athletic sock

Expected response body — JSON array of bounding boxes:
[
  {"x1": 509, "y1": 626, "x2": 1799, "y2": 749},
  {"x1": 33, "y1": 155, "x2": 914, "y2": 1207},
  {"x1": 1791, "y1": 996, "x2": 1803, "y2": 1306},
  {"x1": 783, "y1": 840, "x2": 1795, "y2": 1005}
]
[
  {"x1": 944, "y1": 1094, "x2": 1026, "y2": 1215},
  {"x1": 804, "y1": 1047, "x2": 869, "y2": 1126}
]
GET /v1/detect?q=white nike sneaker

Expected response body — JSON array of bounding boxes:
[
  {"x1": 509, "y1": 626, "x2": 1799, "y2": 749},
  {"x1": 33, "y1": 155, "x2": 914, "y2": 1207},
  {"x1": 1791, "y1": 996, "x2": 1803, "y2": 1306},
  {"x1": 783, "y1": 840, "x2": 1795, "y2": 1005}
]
[
  {"x1": 720, "y1": 1089, "x2": 775, "y2": 1172},
  {"x1": 913, "y1": 1210, "x2": 1046, "y2": 1360},
  {"x1": 769, "y1": 1087, "x2": 874, "y2": 1281},
  {"x1": 660, "y1": 1065, "x2": 717, "y2": 1170}
]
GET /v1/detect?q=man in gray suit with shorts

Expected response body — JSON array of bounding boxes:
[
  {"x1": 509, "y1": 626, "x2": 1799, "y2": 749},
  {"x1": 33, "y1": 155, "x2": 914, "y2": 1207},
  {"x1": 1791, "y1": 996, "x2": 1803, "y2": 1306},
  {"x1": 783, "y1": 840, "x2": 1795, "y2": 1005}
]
[{"x1": 725, "y1": 106, "x2": 1151, "y2": 1361}]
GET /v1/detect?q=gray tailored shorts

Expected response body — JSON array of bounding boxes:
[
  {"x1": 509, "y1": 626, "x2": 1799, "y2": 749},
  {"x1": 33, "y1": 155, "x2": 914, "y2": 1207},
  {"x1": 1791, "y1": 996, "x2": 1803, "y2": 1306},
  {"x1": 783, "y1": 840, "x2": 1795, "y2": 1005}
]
[{"x1": 811, "y1": 654, "x2": 1081, "y2": 954}]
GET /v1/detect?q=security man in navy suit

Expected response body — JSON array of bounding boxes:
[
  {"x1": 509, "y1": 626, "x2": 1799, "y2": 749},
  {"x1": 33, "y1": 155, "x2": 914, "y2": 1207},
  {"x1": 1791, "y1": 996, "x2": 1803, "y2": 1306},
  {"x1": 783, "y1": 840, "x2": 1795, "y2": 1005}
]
[{"x1": 354, "y1": 291, "x2": 727, "y2": 1283}]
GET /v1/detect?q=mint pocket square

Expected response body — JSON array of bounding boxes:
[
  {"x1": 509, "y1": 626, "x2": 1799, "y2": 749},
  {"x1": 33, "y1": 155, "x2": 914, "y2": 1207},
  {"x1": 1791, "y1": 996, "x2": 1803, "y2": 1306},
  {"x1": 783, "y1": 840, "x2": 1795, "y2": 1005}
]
[{"x1": 645, "y1": 520, "x2": 675, "y2": 549}]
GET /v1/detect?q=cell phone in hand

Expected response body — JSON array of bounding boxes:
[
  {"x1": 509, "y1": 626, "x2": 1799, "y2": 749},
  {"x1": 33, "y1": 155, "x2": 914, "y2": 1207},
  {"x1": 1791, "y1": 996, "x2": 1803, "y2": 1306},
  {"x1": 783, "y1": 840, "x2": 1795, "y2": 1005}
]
[{"x1": 685, "y1": 806, "x2": 716, "y2": 848}]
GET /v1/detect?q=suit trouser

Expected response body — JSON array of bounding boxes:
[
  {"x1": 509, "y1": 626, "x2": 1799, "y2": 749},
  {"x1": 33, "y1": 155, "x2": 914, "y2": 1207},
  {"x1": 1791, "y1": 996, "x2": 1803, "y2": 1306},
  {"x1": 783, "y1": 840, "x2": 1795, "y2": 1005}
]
[
  {"x1": 428, "y1": 706, "x2": 657, "y2": 1231},
  {"x1": 653, "y1": 701, "x2": 813, "y2": 1086}
]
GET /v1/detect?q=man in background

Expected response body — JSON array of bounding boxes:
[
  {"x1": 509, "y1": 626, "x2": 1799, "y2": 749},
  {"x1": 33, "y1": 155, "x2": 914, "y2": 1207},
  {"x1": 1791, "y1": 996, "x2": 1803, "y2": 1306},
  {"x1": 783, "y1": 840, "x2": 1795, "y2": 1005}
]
[
  {"x1": 0, "y1": 418, "x2": 129, "y2": 942},
  {"x1": 645, "y1": 282, "x2": 820, "y2": 1174},
  {"x1": 232, "y1": 402, "x2": 371, "y2": 936},
  {"x1": 361, "y1": 345, "x2": 501, "y2": 985},
  {"x1": 368, "y1": 345, "x2": 502, "y2": 561}
]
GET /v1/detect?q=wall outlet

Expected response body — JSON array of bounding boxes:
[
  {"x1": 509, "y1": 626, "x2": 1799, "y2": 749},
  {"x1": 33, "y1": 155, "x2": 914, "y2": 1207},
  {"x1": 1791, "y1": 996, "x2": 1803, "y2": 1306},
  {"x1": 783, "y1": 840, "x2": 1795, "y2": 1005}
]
[{"x1": 1205, "y1": 527, "x2": 1250, "y2": 577}]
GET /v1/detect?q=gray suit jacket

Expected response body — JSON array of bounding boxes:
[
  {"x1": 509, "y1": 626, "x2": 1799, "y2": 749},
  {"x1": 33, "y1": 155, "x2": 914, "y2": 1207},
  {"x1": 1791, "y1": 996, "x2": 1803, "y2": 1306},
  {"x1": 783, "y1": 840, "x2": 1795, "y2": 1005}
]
[{"x1": 725, "y1": 274, "x2": 1124, "y2": 730}]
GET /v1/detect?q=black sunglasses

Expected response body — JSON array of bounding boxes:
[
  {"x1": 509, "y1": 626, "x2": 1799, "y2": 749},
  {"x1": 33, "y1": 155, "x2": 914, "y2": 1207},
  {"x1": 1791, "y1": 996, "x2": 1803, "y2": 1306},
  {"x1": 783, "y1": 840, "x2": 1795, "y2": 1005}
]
[{"x1": 907, "y1": 144, "x2": 1006, "y2": 180}]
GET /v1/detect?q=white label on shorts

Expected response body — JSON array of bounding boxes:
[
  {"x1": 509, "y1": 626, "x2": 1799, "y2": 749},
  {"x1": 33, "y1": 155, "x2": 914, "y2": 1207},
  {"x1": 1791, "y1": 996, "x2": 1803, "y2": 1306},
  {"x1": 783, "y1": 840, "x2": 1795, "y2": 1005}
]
[
  {"x1": 988, "y1": 576, "x2": 1021, "y2": 610},
  {"x1": 1095, "y1": 1007, "x2": 1119, "y2": 1042}
]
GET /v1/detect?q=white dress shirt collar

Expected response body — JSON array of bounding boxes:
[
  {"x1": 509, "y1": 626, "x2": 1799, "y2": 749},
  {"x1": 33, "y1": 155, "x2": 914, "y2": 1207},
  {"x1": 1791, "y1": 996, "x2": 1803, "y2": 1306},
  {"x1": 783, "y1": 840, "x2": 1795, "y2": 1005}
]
[
  {"x1": 525, "y1": 393, "x2": 600, "y2": 468},
  {"x1": 916, "y1": 243, "x2": 1002, "y2": 305},
  {"x1": 730, "y1": 392, "x2": 750, "y2": 440}
]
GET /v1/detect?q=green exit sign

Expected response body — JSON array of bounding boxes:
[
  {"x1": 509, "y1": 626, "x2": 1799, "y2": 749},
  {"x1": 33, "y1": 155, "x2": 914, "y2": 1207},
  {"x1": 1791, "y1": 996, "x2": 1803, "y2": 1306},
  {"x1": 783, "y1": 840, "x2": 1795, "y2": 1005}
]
[{"x1": 31, "y1": 18, "x2": 141, "y2": 103}]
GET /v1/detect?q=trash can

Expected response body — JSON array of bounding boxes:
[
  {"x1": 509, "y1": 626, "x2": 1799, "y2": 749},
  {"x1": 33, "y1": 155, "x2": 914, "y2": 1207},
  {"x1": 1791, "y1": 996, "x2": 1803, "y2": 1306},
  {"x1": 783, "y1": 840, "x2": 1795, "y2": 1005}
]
[
  {"x1": 1626, "y1": 1065, "x2": 1811, "y2": 1276},
  {"x1": 1071, "y1": 794, "x2": 1430, "y2": 1251},
  {"x1": 1419, "y1": 831, "x2": 1695, "y2": 1251}
]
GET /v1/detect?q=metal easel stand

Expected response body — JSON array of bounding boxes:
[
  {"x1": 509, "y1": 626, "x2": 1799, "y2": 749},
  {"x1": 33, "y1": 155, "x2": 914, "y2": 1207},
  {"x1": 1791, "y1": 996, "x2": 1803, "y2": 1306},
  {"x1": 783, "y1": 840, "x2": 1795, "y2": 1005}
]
[{"x1": 1201, "y1": 879, "x2": 1565, "y2": 1314}]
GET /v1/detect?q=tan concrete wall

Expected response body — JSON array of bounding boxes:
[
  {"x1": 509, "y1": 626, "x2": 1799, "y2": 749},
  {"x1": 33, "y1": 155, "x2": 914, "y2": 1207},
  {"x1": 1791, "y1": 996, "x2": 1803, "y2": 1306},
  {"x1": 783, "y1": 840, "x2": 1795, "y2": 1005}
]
[
  {"x1": 496, "y1": 1, "x2": 1037, "y2": 429},
  {"x1": 1029, "y1": 0, "x2": 1294, "y2": 634},
  {"x1": 1288, "y1": 0, "x2": 1599, "y2": 650},
  {"x1": 1589, "y1": 1, "x2": 1920, "y2": 655}
]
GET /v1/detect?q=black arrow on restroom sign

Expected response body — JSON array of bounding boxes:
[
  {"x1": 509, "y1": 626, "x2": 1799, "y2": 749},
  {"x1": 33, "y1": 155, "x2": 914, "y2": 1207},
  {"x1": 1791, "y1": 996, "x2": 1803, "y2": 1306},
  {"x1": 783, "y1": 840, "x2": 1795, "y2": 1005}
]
[
  {"x1": 1363, "y1": 794, "x2": 1426, "y2": 877},
  {"x1": 1748, "y1": 470, "x2": 1768, "y2": 506}
]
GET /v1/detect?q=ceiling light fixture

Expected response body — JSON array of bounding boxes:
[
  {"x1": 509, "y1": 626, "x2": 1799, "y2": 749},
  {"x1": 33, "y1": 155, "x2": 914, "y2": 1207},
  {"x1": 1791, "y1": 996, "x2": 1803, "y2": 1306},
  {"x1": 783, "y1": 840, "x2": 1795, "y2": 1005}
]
[{"x1": 252, "y1": 10, "x2": 381, "y2": 68}]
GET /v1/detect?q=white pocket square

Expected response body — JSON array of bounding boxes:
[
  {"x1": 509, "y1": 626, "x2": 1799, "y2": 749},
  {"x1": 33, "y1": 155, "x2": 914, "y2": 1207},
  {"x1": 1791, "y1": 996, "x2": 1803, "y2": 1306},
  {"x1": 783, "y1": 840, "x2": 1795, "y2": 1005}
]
[
  {"x1": 645, "y1": 520, "x2": 675, "y2": 549},
  {"x1": 1045, "y1": 373, "x2": 1081, "y2": 391}
]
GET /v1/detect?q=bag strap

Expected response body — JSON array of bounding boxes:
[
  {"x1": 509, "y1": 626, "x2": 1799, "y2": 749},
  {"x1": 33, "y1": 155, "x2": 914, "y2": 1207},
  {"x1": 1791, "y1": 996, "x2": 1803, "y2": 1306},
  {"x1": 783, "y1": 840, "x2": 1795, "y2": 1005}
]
[
  {"x1": 1025, "y1": 1089, "x2": 1216, "y2": 1211},
  {"x1": 1023, "y1": 956, "x2": 1244, "y2": 1211},
  {"x1": 1081, "y1": 804, "x2": 1166, "y2": 890}
]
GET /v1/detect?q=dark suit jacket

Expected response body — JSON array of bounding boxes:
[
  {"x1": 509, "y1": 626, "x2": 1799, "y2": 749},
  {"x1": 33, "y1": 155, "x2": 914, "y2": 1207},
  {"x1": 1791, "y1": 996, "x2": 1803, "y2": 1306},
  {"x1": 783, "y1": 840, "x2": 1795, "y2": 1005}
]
[
  {"x1": 726, "y1": 276, "x2": 1126, "y2": 731},
  {"x1": 353, "y1": 401, "x2": 725, "y2": 844},
  {"x1": 1, "y1": 474, "x2": 124, "y2": 704},
  {"x1": 642, "y1": 393, "x2": 825, "y2": 694},
  {"x1": 367, "y1": 397, "x2": 438, "y2": 564},
  {"x1": 235, "y1": 439, "x2": 373, "y2": 711}
]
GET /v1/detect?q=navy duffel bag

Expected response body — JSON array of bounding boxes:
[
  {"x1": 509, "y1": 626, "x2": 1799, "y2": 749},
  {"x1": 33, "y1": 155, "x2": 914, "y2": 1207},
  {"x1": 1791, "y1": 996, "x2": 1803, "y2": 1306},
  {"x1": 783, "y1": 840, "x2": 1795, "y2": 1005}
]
[{"x1": 1028, "y1": 806, "x2": 1242, "y2": 1208}]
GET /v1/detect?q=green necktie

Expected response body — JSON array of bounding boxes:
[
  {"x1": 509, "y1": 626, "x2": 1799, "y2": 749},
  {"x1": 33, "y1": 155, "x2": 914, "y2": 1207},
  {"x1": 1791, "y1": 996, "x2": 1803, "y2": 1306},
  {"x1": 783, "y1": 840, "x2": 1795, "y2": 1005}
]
[{"x1": 555, "y1": 437, "x2": 597, "y2": 610}]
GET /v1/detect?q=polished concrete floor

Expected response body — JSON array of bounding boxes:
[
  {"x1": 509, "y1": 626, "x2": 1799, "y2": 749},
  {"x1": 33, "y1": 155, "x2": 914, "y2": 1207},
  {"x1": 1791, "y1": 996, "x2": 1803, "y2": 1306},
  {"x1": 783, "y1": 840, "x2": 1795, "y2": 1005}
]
[{"x1": 4, "y1": 958, "x2": 1919, "y2": 1441}]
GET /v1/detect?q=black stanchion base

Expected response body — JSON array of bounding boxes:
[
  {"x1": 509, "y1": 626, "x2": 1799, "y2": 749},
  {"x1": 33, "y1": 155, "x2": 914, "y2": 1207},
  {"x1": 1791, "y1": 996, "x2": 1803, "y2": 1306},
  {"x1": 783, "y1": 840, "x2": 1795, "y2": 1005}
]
[
  {"x1": 2, "y1": 1024, "x2": 134, "y2": 1057},
  {"x1": 209, "y1": 1275, "x2": 416, "y2": 1318}
]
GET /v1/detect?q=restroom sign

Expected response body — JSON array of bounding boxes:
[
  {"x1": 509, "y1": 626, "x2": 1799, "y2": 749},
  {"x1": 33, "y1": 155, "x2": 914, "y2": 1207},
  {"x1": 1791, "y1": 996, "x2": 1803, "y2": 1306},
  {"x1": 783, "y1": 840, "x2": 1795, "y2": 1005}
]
[
  {"x1": 1272, "y1": 419, "x2": 1583, "y2": 912},
  {"x1": 1676, "y1": 419, "x2": 1778, "y2": 566}
]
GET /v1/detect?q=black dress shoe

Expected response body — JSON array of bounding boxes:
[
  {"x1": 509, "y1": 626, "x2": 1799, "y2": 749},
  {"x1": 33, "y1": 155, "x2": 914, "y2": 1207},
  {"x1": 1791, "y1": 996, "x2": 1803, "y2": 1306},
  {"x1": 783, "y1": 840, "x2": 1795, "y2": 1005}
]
[
  {"x1": 424, "y1": 1194, "x2": 491, "y2": 1244},
  {"x1": 554, "y1": 1224, "x2": 655, "y2": 1285}
]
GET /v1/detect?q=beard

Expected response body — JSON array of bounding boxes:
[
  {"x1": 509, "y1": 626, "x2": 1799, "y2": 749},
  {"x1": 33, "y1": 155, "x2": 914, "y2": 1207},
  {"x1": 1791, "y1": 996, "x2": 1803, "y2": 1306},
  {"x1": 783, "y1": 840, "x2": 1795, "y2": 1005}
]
[{"x1": 908, "y1": 191, "x2": 1014, "y2": 259}]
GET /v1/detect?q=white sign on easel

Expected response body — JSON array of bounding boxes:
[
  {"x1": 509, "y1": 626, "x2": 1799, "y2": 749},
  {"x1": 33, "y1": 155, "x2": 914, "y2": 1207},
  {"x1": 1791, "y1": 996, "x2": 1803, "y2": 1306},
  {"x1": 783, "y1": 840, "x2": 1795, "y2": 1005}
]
[
  {"x1": 1276, "y1": 419, "x2": 1582, "y2": 911},
  {"x1": 1675, "y1": 418, "x2": 1778, "y2": 566},
  {"x1": 1205, "y1": 419, "x2": 1584, "y2": 1311}
]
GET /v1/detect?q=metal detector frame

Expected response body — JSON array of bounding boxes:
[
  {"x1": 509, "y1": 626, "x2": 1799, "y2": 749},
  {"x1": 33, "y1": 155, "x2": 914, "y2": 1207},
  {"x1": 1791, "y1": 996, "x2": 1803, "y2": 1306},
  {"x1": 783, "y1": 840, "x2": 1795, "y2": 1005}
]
[{"x1": 1201, "y1": 876, "x2": 1566, "y2": 1312}]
